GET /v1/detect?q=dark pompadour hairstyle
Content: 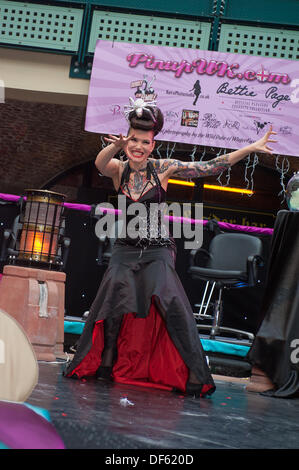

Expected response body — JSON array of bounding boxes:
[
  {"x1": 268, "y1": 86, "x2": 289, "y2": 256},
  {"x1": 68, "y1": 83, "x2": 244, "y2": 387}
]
[{"x1": 128, "y1": 106, "x2": 164, "y2": 136}]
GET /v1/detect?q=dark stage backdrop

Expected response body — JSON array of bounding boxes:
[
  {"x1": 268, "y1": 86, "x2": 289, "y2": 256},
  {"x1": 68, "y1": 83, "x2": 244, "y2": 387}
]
[{"x1": 0, "y1": 202, "x2": 272, "y2": 335}]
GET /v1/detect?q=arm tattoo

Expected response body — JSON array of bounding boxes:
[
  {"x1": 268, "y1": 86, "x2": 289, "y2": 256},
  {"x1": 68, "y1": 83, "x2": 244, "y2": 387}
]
[
  {"x1": 155, "y1": 155, "x2": 231, "y2": 179},
  {"x1": 154, "y1": 159, "x2": 174, "y2": 175}
]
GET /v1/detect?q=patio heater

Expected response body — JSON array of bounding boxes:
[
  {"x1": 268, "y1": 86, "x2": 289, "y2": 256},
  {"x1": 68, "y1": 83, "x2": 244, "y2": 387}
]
[{"x1": 0, "y1": 189, "x2": 69, "y2": 361}]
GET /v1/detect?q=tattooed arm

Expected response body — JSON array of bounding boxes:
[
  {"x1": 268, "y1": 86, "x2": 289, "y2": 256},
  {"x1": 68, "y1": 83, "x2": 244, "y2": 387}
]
[
  {"x1": 155, "y1": 126, "x2": 277, "y2": 180},
  {"x1": 155, "y1": 154, "x2": 230, "y2": 179}
]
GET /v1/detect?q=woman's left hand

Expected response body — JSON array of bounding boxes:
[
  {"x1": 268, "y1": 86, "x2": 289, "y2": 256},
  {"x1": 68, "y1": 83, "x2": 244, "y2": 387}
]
[{"x1": 253, "y1": 125, "x2": 278, "y2": 155}]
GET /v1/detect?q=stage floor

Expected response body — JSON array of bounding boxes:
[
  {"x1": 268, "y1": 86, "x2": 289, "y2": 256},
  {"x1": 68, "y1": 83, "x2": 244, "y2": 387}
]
[{"x1": 26, "y1": 361, "x2": 299, "y2": 450}]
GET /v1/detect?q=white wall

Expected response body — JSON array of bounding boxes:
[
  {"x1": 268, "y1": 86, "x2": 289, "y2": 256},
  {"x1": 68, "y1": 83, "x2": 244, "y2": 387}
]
[{"x1": 0, "y1": 48, "x2": 90, "y2": 106}]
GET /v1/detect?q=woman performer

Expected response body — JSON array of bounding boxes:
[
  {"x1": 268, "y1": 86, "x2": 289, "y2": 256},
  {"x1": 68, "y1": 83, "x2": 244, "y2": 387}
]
[{"x1": 64, "y1": 99, "x2": 277, "y2": 397}]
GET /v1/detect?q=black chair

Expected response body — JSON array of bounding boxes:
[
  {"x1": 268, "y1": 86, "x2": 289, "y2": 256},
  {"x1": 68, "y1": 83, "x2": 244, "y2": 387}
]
[
  {"x1": 189, "y1": 232, "x2": 264, "y2": 343},
  {"x1": 95, "y1": 218, "x2": 124, "y2": 266}
]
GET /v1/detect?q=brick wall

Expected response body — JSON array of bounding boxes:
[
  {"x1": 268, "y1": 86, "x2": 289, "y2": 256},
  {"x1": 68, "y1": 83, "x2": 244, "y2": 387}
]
[
  {"x1": 0, "y1": 99, "x2": 99, "y2": 195},
  {"x1": 0, "y1": 98, "x2": 292, "y2": 214}
]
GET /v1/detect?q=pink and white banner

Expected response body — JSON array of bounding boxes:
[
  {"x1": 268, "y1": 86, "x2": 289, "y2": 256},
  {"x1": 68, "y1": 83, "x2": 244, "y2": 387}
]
[{"x1": 85, "y1": 40, "x2": 299, "y2": 157}]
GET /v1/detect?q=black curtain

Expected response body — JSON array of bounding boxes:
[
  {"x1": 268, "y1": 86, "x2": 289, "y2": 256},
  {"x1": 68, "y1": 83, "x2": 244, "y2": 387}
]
[{"x1": 247, "y1": 210, "x2": 299, "y2": 398}]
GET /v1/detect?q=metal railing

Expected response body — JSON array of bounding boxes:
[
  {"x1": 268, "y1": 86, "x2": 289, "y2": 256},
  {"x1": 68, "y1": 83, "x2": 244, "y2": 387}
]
[{"x1": 0, "y1": 0, "x2": 298, "y2": 78}]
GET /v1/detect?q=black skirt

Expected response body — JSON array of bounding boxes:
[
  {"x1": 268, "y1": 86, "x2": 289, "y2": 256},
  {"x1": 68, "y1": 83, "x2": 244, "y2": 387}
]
[{"x1": 64, "y1": 244, "x2": 215, "y2": 397}]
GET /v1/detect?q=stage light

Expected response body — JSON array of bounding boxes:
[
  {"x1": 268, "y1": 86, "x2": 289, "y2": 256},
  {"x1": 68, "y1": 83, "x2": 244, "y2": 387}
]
[
  {"x1": 168, "y1": 179, "x2": 254, "y2": 195},
  {"x1": 168, "y1": 179, "x2": 195, "y2": 187},
  {"x1": 203, "y1": 184, "x2": 254, "y2": 195}
]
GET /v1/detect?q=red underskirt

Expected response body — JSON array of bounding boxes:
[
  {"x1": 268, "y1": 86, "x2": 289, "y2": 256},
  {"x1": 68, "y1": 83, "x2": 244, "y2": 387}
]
[{"x1": 69, "y1": 300, "x2": 213, "y2": 396}]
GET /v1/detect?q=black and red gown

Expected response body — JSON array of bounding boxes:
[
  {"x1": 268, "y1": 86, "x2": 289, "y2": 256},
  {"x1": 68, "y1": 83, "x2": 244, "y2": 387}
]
[{"x1": 64, "y1": 160, "x2": 215, "y2": 397}]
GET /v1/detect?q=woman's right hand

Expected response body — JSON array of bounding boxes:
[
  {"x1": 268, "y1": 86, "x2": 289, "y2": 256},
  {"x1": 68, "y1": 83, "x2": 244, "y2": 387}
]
[{"x1": 104, "y1": 133, "x2": 135, "y2": 150}]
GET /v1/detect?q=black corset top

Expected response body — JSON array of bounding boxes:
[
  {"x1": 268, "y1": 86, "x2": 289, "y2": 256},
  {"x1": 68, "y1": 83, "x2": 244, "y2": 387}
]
[{"x1": 115, "y1": 160, "x2": 175, "y2": 249}]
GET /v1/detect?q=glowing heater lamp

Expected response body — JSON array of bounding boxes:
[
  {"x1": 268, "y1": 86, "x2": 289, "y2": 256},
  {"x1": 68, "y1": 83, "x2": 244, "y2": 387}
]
[
  {"x1": 18, "y1": 190, "x2": 65, "y2": 265},
  {"x1": 0, "y1": 190, "x2": 68, "y2": 361}
]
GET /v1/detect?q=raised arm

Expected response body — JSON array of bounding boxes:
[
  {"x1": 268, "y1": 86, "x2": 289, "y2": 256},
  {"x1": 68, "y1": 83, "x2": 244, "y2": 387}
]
[
  {"x1": 95, "y1": 143, "x2": 120, "y2": 178},
  {"x1": 95, "y1": 133, "x2": 134, "y2": 177},
  {"x1": 156, "y1": 126, "x2": 277, "y2": 180},
  {"x1": 155, "y1": 154, "x2": 231, "y2": 179}
]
